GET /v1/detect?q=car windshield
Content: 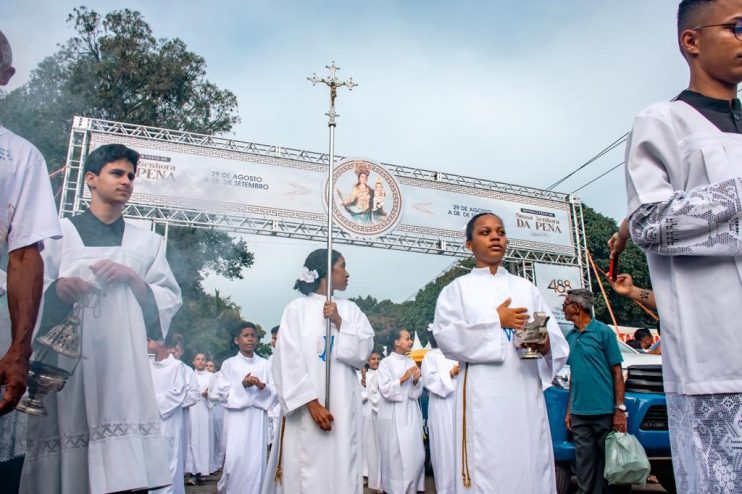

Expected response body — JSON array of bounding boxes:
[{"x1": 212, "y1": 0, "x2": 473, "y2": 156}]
[{"x1": 618, "y1": 340, "x2": 640, "y2": 354}]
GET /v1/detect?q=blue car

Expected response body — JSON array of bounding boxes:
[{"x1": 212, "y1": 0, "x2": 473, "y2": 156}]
[{"x1": 546, "y1": 340, "x2": 675, "y2": 493}]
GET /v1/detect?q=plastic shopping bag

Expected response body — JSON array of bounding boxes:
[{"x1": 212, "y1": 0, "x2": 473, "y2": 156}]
[{"x1": 604, "y1": 431, "x2": 651, "y2": 485}]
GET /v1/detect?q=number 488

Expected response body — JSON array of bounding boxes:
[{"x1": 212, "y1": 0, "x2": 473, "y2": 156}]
[{"x1": 548, "y1": 279, "x2": 572, "y2": 294}]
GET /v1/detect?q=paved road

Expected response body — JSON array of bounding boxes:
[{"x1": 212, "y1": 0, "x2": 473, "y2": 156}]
[{"x1": 185, "y1": 472, "x2": 669, "y2": 493}]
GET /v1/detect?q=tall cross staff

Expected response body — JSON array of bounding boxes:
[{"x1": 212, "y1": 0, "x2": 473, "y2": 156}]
[{"x1": 308, "y1": 61, "x2": 357, "y2": 411}]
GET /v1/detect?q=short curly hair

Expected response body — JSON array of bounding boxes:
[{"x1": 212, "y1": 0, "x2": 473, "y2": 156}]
[{"x1": 566, "y1": 288, "x2": 594, "y2": 312}]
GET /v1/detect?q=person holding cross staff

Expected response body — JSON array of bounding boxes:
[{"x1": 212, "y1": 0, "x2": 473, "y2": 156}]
[
  {"x1": 263, "y1": 248, "x2": 374, "y2": 493},
  {"x1": 262, "y1": 62, "x2": 373, "y2": 494}
]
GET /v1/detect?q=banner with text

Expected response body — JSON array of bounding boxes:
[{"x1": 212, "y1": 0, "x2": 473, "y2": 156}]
[{"x1": 88, "y1": 135, "x2": 575, "y2": 254}]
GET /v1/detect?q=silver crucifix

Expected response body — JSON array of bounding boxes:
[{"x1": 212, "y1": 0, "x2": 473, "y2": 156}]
[{"x1": 308, "y1": 61, "x2": 358, "y2": 127}]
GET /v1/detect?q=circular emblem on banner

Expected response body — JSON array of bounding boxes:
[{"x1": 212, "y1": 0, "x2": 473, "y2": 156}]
[{"x1": 324, "y1": 158, "x2": 403, "y2": 237}]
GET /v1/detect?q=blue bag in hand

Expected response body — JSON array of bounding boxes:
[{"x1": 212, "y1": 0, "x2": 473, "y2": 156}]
[{"x1": 604, "y1": 431, "x2": 651, "y2": 485}]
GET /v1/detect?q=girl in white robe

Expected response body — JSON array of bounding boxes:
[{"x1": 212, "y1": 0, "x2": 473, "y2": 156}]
[
  {"x1": 149, "y1": 342, "x2": 201, "y2": 494},
  {"x1": 432, "y1": 212, "x2": 569, "y2": 494},
  {"x1": 214, "y1": 324, "x2": 276, "y2": 494},
  {"x1": 377, "y1": 329, "x2": 425, "y2": 494},
  {"x1": 262, "y1": 249, "x2": 374, "y2": 494},
  {"x1": 421, "y1": 333, "x2": 459, "y2": 494}
]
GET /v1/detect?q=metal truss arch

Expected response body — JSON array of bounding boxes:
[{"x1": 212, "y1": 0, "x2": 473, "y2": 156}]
[{"x1": 62, "y1": 117, "x2": 590, "y2": 288}]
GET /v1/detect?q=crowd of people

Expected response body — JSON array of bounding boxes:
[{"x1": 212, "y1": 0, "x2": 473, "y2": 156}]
[{"x1": 2, "y1": 0, "x2": 742, "y2": 492}]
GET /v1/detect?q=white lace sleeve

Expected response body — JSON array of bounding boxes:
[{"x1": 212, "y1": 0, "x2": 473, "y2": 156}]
[{"x1": 628, "y1": 178, "x2": 742, "y2": 256}]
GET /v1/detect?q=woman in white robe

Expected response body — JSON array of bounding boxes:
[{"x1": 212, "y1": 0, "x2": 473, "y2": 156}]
[
  {"x1": 21, "y1": 213, "x2": 182, "y2": 494},
  {"x1": 377, "y1": 330, "x2": 425, "y2": 494},
  {"x1": 421, "y1": 333, "x2": 459, "y2": 494},
  {"x1": 214, "y1": 324, "x2": 276, "y2": 494},
  {"x1": 432, "y1": 212, "x2": 569, "y2": 494},
  {"x1": 262, "y1": 249, "x2": 374, "y2": 494},
  {"x1": 149, "y1": 342, "x2": 201, "y2": 494}
]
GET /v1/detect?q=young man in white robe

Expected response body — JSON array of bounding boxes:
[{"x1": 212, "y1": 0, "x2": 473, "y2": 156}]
[
  {"x1": 206, "y1": 360, "x2": 225, "y2": 473},
  {"x1": 212, "y1": 323, "x2": 275, "y2": 494},
  {"x1": 186, "y1": 352, "x2": 214, "y2": 484},
  {"x1": 377, "y1": 329, "x2": 425, "y2": 494},
  {"x1": 262, "y1": 249, "x2": 374, "y2": 494},
  {"x1": 622, "y1": 1, "x2": 742, "y2": 490},
  {"x1": 431, "y1": 212, "x2": 568, "y2": 494},
  {"x1": 421, "y1": 331, "x2": 459, "y2": 494},
  {"x1": 148, "y1": 338, "x2": 201, "y2": 494},
  {"x1": 20, "y1": 143, "x2": 182, "y2": 493},
  {"x1": 359, "y1": 350, "x2": 381, "y2": 489}
]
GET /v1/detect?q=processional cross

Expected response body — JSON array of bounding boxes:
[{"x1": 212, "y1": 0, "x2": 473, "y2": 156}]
[{"x1": 308, "y1": 61, "x2": 357, "y2": 411}]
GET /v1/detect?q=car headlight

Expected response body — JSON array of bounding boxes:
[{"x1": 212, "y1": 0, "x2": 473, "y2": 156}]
[{"x1": 622, "y1": 368, "x2": 629, "y2": 382}]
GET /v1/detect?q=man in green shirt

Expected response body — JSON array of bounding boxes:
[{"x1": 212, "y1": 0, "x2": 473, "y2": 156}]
[{"x1": 563, "y1": 288, "x2": 626, "y2": 494}]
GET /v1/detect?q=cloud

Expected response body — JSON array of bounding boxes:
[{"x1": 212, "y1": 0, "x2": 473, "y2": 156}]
[{"x1": 4, "y1": 0, "x2": 690, "y2": 326}]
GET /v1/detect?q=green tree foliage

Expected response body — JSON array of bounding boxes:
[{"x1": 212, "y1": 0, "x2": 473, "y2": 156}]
[
  {"x1": 351, "y1": 295, "x2": 414, "y2": 353},
  {"x1": 0, "y1": 7, "x2": 253, "y2": 365},
  {"x1": 0, "y1": 6, "x2": 240, "y2": 173},
  {"x1": 166, "y1": 228, "x2": 256, "y2": 365},
  {"x1": 175, "y1": 290, "x2": 271, "y2": 367}
]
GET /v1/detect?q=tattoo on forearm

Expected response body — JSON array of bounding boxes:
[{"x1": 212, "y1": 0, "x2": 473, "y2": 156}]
[{"x1": 640, "y1": 290, "x2": 650, "y2": 301}]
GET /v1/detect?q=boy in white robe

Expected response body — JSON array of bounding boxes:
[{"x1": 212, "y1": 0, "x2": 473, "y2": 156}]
[
  {"x1": 186, "y1": 352, "x2": 214, "y2": 484},
  {"x1": 359, "y1": 351, "x2": 381, "y2": 487},
  {"x1": 206, "y1": 360, "x2": 225, "y2": 473},
  {"x1": 432, "y1": 212, "x2": 568, "y2": 494},
  {"x1": 21, "y1": 143, "x2": 182, "y2": 493},
  {"x1": 421, "y1": 332, "x2": 459, "y2": 494},
  {"x1": 622, "y1": 2, "x2": 742, "y2": 490},
  {"x1": 365, "y1": 362, "x2": 382, "y2": 492},
  {"x1": 262, "y1": 248, "x2": 374, "y2": 494},
  {"x1": 377, "y1": 329, "x2": 425, "y2": 494},
  {"x1": 213, "y1": 323, "x2": 275, "y2": 494},
  {"x1": 148, "y1": 338, "x2": 200, "y2": 494},
  {"x1": 165, "y1": 332, "x2": 197, "y2": 486}
]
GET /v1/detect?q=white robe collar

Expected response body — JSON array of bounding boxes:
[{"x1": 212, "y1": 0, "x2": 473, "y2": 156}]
[
  {"x1": 470, "y1": 266, "x2": 508, "y2": 277},
  {"x1": 237, "y1": 352, "x2": 256, "y2": 363},
  {"x1": 153, "y1": 354, "x2": 176, "y2": 369}
]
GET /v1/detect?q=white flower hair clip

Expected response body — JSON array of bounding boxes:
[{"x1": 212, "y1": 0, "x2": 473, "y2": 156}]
[{"x1": 298, "y1": 266, "x2": 319, "y2": 283}]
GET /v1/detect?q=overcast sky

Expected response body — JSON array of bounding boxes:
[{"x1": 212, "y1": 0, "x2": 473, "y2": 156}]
[{"x1": 3, "y1": 1, "x2": 688, "y2": 332}]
